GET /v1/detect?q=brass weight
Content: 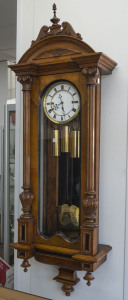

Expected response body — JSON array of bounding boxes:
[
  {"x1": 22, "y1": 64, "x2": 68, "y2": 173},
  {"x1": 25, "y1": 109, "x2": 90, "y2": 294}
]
[
  {"x1": 52, "y1": 129, "x2": 60, "y2": 156},
  {"x1": 61, "y1": 126, "x2": 70, "y2": 152},
  {"x1": 70, "y1": 130, "x2": 80, "y2": 158}
]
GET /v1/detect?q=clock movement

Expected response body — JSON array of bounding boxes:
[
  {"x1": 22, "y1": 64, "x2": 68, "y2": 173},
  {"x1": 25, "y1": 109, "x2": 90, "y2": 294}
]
[{"x1": 10, "y1": 4, "x2": 117, "y2": 296}]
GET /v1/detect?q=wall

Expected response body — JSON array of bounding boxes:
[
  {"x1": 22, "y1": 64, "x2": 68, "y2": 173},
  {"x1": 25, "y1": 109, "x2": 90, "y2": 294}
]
[
  {"x1": 0, "y1": 61, "x2": 15, "y2": 126},
  {"x1": 0, "y1": 61, "x2": 8, "y2": 242},
  {"x1": 8, "y1": 62, "x2": 16, "y2": 100},
  {"x1": 15, "y1": 1, "x2": 128, "y2": 300},
  {"x1": 0, "y1": 61, "x2": 8, "y2": 125},
  {"x1": 0, "y1": 61, "x2": 15, "y2": 244}
]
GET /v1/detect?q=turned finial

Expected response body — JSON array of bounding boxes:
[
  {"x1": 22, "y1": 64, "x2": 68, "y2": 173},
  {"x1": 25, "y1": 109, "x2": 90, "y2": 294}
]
[
  {"x1": 53, "y1": 3, "x2": 57, "y2": 16},
  {"x1": 83, "y1": 272, "x2": 95, "y2": 286},
  {"x1": 50, "y1": 3, "x2": 60, "y2": 25},
  {"x1": 21, "y1": 259, "x2": 31, "y2": 273}
]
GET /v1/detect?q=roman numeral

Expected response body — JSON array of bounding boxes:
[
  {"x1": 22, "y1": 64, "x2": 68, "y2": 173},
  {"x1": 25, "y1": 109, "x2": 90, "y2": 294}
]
[
  {"x1": 68, "y1": 87, "x2": 71, "y2": 92},
  {"x1": 54, "y1": 88, "x2": 57, "y2": 92},
  {"x1": 72, "y1": 101, "x2": 78, "y2": 104},
  {"x1": 72, "y1": 93, "x2": 76, "y2": 96},
  {"x1": 61, "y1": 85, "x2": 64, "y2": 90},
  {"x1": 47, "y1": 102, "x2": 54, "y2": 105},
  {"x1": 53, "y1": 114, "x2": 56, "y2": 119},
  {"x1": 72, "y1": 108, "x2": 76, "y2": 112},
  {"x1": 49, "y1": 95, "x2": 52, "y2": 97},
  {"x1": 61, "y1": 116, "x2": 63, "y2": 121},
  {"x1": 48, "y1": 109, "x2": 53, "y2": 114},
  {"x1": 68, "y1": 115, "x2": 70, "y2": 118}
]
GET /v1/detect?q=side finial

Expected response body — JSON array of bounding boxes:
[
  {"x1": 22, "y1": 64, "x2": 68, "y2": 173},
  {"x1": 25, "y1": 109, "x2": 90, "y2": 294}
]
[{"x1": 50, "y1": 3, "x2": 60, "y2": 25}]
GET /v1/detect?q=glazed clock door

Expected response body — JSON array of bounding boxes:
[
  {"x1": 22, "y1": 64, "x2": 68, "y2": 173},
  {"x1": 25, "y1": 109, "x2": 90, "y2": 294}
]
[{"x1": 38, "y1": 80, "x2": 81, "y2": 241}]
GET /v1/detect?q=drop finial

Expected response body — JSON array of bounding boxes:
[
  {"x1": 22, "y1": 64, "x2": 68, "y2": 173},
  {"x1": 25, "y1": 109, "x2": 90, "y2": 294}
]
[{"x1": 50, "y1": 3, "x2": 60, "y2": 25}]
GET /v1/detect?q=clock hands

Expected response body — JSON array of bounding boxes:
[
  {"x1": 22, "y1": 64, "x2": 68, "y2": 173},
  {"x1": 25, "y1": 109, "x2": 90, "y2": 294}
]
[
  {"x1": 48, "y1": 89, "x2": 79, "y2": 121},
  {"x1": 51, "y1": 94, "x2": 66, "y2": 116},
  {"x1": 58, "y1": 94, "x2": 66, "y2": 115}
]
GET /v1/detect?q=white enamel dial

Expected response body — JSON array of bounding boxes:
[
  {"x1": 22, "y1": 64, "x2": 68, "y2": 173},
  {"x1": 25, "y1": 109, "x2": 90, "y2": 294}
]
[{"x1": 43, "y1": 81, "x2": 80, "y2": 124}]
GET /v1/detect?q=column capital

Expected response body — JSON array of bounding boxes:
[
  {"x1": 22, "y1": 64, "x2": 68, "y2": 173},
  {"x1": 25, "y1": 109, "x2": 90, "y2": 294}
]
[
  {"x1": 82, "y1": 67, "x2": 99, "y2": 85},
  {"x1": 17, "y1": 75, "x2": 34, "y2": 91}
]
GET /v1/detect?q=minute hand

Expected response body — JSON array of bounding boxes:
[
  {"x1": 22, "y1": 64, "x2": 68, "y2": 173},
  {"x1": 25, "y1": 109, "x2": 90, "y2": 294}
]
[{"x1": 59, "y1": 95, "x2": 65, "y2": 114}]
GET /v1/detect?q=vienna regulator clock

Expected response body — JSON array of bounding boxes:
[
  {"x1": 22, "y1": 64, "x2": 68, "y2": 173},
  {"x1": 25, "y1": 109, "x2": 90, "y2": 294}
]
[{"x1": 10, "y1": 4, "x2": 117, "y2": 296}]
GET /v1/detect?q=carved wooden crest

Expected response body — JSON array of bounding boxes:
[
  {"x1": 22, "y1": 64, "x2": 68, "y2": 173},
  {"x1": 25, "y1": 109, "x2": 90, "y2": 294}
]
[{"x1": 32, "y1": 4, "x2": 82, "y2": 45}]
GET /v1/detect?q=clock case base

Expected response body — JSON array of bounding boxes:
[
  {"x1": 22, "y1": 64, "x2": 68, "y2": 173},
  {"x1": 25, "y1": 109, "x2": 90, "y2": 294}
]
[{"x1": 11, "y1": 242, "x2": 111, "y2": 294}]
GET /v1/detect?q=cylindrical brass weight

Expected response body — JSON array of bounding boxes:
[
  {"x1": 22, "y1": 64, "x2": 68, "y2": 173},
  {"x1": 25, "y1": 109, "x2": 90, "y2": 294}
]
[
  {"x1": 61, "y1": 126, "x2": 70, "y2": 152},
  {"x1": 70, "y1": 130, "x2": 80, "y2": 158},
  {"x1": 52, "y1": 130, "x2": 60, "y2": 156}
]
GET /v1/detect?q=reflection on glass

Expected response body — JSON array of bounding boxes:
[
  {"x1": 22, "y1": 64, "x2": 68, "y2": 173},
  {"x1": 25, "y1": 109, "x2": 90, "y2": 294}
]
[{"x1": 38, "y1": 97, "x2": 81, "y2": 241}]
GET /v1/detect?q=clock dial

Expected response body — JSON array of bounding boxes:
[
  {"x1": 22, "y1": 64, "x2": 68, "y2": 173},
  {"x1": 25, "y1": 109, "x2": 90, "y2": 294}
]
[{"x1": 43, "y1": 81, "x2": 80, "y2": 123}]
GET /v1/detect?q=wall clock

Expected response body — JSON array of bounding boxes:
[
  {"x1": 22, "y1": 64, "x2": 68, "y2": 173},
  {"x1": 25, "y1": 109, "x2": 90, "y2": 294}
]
[{"x1": 10, "y1": 3, "x2": 117, "y2": 296}]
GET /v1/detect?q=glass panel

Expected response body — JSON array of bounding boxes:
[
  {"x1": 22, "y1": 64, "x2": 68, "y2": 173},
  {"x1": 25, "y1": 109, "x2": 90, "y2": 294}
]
[
  {"x1": 9, "y1": 111, "x2": 15, "y2": 264},
  {"x1": 38, "y1": 82, "x2": 81, "y2": 241}
]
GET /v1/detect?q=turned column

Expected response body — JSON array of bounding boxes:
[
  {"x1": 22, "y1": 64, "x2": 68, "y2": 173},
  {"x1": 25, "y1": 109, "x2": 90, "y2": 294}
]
[
  {"x1": 81, "y1": 67, "x2": 100, "y2": 284},
  {"x1": 18, "y1": 75, "x2": 34, "y2": 220},
  {"x1": 82, "y1": 67, "x2": 100, "y2": 229},
  {"x1": 22, "y1": 76, "x2": 33, "y2": 188},
  {"x1": 17, "y1": 75, "x2": 35, "y2": 271}
]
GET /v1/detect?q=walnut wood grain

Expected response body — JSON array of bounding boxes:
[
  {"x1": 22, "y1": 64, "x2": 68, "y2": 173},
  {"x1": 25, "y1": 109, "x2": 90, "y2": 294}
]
[
  {"x1": 18, "y1": 75, "x2": 33, "y2": 187},
  {"x1": 34, "y1": 244, "x2": 80, "y2": 256}
]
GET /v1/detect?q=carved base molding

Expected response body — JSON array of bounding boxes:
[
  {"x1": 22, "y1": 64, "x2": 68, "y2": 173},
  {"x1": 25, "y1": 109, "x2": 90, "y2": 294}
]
[{"x1": 54, "y1": 268, "x2": 80, "y2": 296}]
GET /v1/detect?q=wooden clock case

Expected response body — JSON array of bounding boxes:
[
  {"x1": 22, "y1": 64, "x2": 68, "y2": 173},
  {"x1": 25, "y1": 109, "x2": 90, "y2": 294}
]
[{"x1": 10, "y1": 4, "x2": 117, "y2": 296}]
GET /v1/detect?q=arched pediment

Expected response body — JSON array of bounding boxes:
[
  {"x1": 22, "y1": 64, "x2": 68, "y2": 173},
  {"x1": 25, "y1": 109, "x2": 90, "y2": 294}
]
[
  {"x1": 19, "y1": 35, "x2": 95, "y2": 64},
  {"x1": 10, "y1": 4, "x2": 116, "y2": 77}
]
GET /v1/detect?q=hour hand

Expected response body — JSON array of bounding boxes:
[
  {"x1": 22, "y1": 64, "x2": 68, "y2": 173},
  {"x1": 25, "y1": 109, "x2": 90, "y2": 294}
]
[{"x1": 53, "y1": 103, "x2": 59, "y2": 110}]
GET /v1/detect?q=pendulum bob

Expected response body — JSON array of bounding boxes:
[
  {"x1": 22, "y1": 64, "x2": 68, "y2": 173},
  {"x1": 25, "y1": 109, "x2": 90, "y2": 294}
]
[
  {"x1": 51, "y1": 129, "x2": 60, "y2": 156},
  {"x1": 70, "y1": 130, "x2": 80, "y2": 158},
  {"x1": 58, "y1": 204, "x2": 79, "y2": 239},
  {"x1": 58, "y1": 204, "x2": 79, "y2": 228},
  {"x1": 61, "y1": 126, "x2": 70, "y2": 153},
  {"x1": 58, "y1": 204, "x2": 71, "y2": 228},
  {"x1": 70, "y1": 205, "x2": 79, "y2": 228}
]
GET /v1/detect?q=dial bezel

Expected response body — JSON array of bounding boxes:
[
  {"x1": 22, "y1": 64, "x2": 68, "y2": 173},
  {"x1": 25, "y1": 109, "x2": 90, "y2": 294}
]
[{"x1": 43, "y1": 80, "x2": 81, "y2": 124}]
